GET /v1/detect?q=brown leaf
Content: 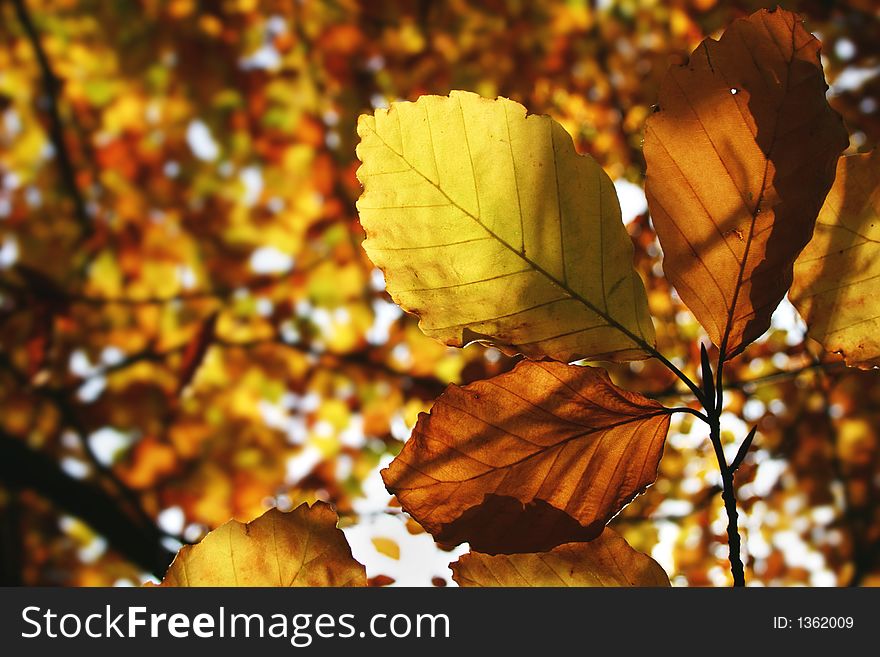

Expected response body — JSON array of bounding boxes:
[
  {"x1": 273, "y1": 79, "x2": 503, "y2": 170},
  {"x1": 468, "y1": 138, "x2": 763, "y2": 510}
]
[
  {"x1": 382, "y1": 360, "x2": 670, "y2": 554},
  {"x1": 155, "y1": 502, "x2": 366, "y2": 587},
  {"x1": 451, "y1": 528, "x2": 670, "y2": 587},
  {"x1": 644, "y1": 7, "x2": 847, "y2": 359},
  {"x1": 368, "y1": 574, "x2": 396, "y2": 587},
  {"x1": 791, "y1": 150, "x2": 880, "y2": 368}
]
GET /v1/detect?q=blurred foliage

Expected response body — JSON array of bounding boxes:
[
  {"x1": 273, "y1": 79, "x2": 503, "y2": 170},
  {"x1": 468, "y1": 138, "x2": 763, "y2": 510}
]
[{"x1": 0, "y1": 0, "x2": 877, "y2": 586}]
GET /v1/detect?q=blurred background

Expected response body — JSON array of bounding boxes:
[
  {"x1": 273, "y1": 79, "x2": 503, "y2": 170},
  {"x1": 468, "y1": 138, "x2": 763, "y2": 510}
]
[{"x1": 0, "y1": 0, "x2": 877, "y2": 587}]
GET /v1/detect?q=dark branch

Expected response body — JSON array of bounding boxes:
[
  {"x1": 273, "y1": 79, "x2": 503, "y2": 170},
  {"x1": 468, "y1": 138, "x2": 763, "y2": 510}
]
[
  {"x1": 708, "y1": 412, "x2": 745, "y2": 586},
  {"x1": 0, "y1": 430, "x2": 175, "y2": 577}
]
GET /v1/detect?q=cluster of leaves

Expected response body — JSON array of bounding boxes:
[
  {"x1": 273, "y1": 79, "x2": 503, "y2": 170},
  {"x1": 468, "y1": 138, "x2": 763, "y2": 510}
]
[
  {"x1": 154, "y1": 6, "x2": 876, "y2": 588},
  {"x1": 0, "y1": 0, "x2": 878, "y2": 587},
  {"x1": 348, "y1": 6, "x2": 861, "y2": 587}
]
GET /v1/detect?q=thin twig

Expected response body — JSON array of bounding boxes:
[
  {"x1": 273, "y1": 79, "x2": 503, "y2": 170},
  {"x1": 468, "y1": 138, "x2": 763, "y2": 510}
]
[
  {"x1": 726, "y1": 359, "x2": 846, "y2": 392},
  {"x1": 668, "y1": 406, "x2": 709, "y2": 424},
  {"x1": 11, "y1": 0, "x2": 91, "y2": 237},
  {"x1": 643, "y1": 358, "x2": 844, "y2": 401}
]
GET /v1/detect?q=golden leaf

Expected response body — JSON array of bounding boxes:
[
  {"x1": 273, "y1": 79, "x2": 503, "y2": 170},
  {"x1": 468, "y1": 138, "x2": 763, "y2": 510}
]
[
  {"x1": 356, "y1": 90, "x2": 654, "y2": 363},
  {"x1": 371, "y1": 536, "x2": 401, "y2": 560},
  {"x1": 155, "y1": 502, "x2": 366, "y2": 587},
  {"x1": 452, "y1": 528, "x2": 670, "y2": 586},
  {"x1": 791, "y1": 150, "x2": 880, "y2": 367}
]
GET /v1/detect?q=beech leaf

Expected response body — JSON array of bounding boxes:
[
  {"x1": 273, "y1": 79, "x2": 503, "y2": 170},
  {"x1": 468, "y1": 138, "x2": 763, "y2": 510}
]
[
  {"x1": 643, "y1": 7, "x2": 847, "y2": 359},
  {"x1": 451, "y1": 528, "x2": 670, "y2": 587},
  {"x1": 356, "y1": 90, "x2": 654, "y2": 363},
  {"x1": 382, "y1": 360, "x2": 671, "y2": 553},
  {"x1": 155, "y1": 502, "x2": 366, "y2": 587},
  {"x1": 791, "y1": 150, "x2": 880, "y2": 368}
]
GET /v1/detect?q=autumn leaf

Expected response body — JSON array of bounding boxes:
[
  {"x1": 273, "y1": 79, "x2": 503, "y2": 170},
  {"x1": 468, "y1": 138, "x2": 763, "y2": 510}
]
[
  {"x1": 451, "y1": 528, "x2": 670, "y2": 587},
  {"x1": 382, "y1": 360, "x2": 671, "y2": 553},
  {"x1": 154, "y1": 502, "x2": 366, "y2": 587},
  {"x1": 356, "y1": 90, "x2": 654, "y2": 363},
  {"x1": 371, "y1": 536, "x2": 401, "y2": 560},
  {"x1": 643, "y1": 7, "x2": 847, "y2": 359},
  {"x1": 791, "y1": 150, "x2": 880, "y2": 368}
]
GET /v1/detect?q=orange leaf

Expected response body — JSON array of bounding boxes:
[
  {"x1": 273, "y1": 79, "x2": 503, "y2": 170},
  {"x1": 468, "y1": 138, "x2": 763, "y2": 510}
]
[
  {"x1": 451, "y1": 528, "x2": 670, "y2": 587},
  {"x1": 643, "y1": 7, "x2": 847, "y2": 359},
  {"x1": 382, "y1": 360, "x2": 670, "y2": 554}
]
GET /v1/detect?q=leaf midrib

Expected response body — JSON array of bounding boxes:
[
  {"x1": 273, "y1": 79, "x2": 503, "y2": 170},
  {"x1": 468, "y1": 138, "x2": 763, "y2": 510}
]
[
  {"x1": 717, "y1": 13, "x2": 800, "y2": 359},
  {"x1": 363, "y1": 121, "x2": 650, "y2": 351}
]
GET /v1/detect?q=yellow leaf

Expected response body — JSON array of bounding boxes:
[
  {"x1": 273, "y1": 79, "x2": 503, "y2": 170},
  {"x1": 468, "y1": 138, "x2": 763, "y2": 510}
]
[
  {"x1": 356, "y1": 90, "x2": 654, "y2": 363},
  {"x1": 451, "y1": 529, "x2": 670, "y2": 587},
  {"x1": 155, "y1": 502, "x2": 366, "y2": 586},
  {"x1": 791, "y1": 150, "x2": 880, "y2": 368},
  {"x1": 371, "y1": 537, "x2": 401, "y2": 560}
]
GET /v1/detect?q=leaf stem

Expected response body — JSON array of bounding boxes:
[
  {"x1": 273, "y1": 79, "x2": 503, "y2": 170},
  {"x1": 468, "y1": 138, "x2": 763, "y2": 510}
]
[
  {"x1": 668, "y1": 406, "x2": 709, "y2": 424},
  {"x1": 649, "y1": 348, "x2": 707, "y2": 404}
]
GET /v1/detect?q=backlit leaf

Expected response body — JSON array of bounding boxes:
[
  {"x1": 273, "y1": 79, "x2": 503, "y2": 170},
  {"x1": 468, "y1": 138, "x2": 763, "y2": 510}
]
[
  {"x1": 451, "y1": 528, "x2": 670, "y2": 587},
  {"x1": 643, "y1": 8, "x2": 847, "y2": 359},
  {"x1": 791, "y1": 150, "x2": 880, "y2": 368},
  {"x1": 356, "y1": 90, "x2": 654, "y2": 363},
  {"x1": 382, "y1": 360, "x2": 670, "y2": 553},
  {"x1": 155, "y1": 502, "x2": 366, "y2": 587}
]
